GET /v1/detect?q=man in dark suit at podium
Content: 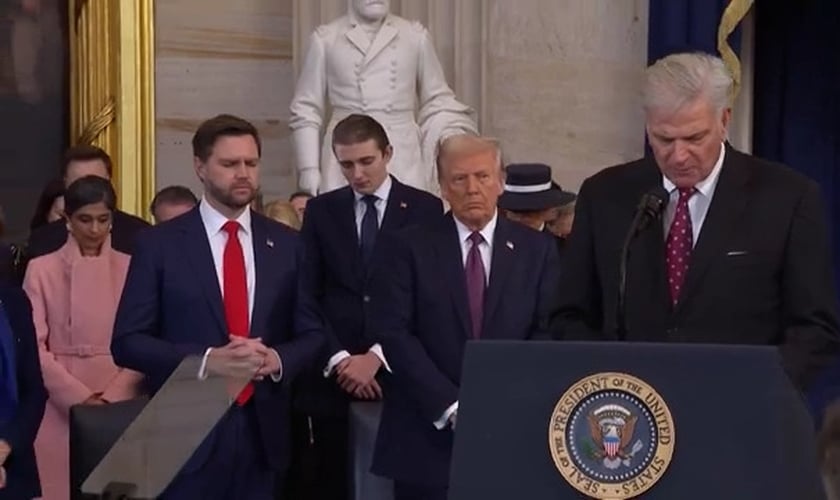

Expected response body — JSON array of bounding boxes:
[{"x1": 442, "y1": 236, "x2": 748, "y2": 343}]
[
  {"x1": 291, "y1": 114, "x2": 442, "y2": 499},
  {"x1": 552, "y1": 52, "x2": 840, "y2": 388},
  {"x1": 112, "y1": 115, "x2": 324, "y2": 499},
  {"x1": 369, "y1": 134, "x2": 560, "y2": 500},
  {"x1": 25, "y1": 145, "x2": 149, "y2": 260}
]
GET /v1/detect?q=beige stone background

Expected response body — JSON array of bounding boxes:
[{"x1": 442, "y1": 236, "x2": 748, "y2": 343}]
[{"x1": 155, "y1": 0, "x2": 650, "y2": 201}]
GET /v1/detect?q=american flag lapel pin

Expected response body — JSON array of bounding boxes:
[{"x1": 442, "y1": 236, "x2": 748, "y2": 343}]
[
  {"x1": 266, "y1": 238, "x2": 274, "y2": 248},
  {"x1": 506, "y1": 241, "x2": 514, "y2": 250},
  {"x1": 400, "y1": 201, "x2": 408, "y2": 209}
]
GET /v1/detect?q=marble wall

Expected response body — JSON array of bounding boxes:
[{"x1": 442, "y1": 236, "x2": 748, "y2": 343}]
[
  {"x1": 154, "y1": 0, "x2": 649, "y2": 198},
  {"x1": 154, "y1": 0, "x2": 297, "y2": 202}
]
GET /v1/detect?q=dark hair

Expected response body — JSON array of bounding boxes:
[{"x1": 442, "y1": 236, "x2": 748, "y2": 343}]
[
  {"x1": 64, "y1": 176, "x2": 117, "y2": 217},
  {"x1": 30, "y1": 178, "x2": 65, "y2": 230},
  {"x1": 150, "y1": 185, "x2": 198, "y2": 215},
  {"x1": 61, "y1": 145, "x2": 113, "y2": 178},
  {"x1": 331, "y1": 114, "x2": 390, "y2": 152},
  {"x1": 192, "y1": 114, "x2": 261, "y2": 162},
  {"x1": 288, "y1": 191, "x2": 313, "y2": 202}
]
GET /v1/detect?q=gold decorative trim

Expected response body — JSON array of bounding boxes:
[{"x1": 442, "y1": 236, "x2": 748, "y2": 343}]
[
  {"x1": 717, "y1": 0, "x2": 755, "y2": 104},
  {"x1": 69, "y1": 0, "x2": 156, "y2": 220}
]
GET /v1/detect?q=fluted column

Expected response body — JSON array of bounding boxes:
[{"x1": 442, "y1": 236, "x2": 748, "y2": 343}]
[{"x1": 69, "y1": 0, "x2": 156, "y2": 219}]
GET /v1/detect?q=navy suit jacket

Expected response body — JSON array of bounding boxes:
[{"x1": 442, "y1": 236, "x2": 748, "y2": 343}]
[
  {"x1": 111, "y1": 207, "x2": 325, "y2": 472},
  {"x1": 297, "y1": 178, "x2": 442, "y2": 415},
  {"x1": 369, "y1": 214, "x2": 560, "y2": 487},
  {"x1": 0, "y1": 285, "x2": 47, "y2": 500}
]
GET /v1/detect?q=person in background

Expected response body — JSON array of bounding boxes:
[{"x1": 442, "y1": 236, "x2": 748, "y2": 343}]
[
  {"x1": 369, "y1": 135, "x2": 559, "y2": 500},
  {"x1": 289, "y1": 114, "x2": 442, "y2": 500},
  {"x1": 498, "y1": 163, "x2": 576, "y2": 257},
  {"x1": 545, "y1": 185, "x2": 576, "y2": 241},
  {"x1": 29, "y1": 178, "x2": 64, "y2": 231},
  {"x1": 150, "y1": 185, "x2": 198, "y2": 224},
  {"x1": 288, "y1": 191, "x2": 312, "y2": 223},
  {"x1": 263, "y1": 200, "x2": 301, "y2": 231},
  {"x1": 25, "y1": 145, "x2": 149, "y2": 262},
  {"x1": 23, "y1": 175, "x2": 144, "y2": 500},
  {"x1": 0, "y1": 281, "x2": 47, "y2": 499},
  {"x1": 0, "y1": 207, "x2": 15, "y2": 287}
]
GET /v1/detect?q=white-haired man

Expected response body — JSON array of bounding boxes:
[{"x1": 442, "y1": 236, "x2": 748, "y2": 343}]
[{"x1": 552, "y1": 52, "x2": 839, "y2": 388}]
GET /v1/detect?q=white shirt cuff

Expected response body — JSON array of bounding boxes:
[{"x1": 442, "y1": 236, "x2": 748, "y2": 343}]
[
  {"x1": 433, "y1": 401, "x2": 458, "y2": 430},
  {"x1": 269, "y1": 349, "x2": 284, "y2": 382},
  {"x1": 323, "y1": 350, "x2": 351, "y2": 378},
  {"x1": 368, "y1": 343, "x2": 392, "y2": 373},
  {"x1": 198, "y1": 347, "x2": 213, "y2": 380}
]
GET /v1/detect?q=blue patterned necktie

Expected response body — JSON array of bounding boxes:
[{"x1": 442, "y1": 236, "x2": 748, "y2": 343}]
[{"x1": 360, "y1": 194, "x2": 379, "y2": 266}]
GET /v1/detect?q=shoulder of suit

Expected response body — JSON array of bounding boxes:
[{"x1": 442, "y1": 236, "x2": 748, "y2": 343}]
[
  {"x1": 729, "y1": 148, "x2": 815, "y2": 189},
  {"x1": 392, "y1": 182, "x2": 441, "y2": 205},
  {"x1": 253, "y1": 212, "x2": 301, "y2": 240},
  {"x1": 115, "y1": 210, "x2": 151, "y2": 228}
]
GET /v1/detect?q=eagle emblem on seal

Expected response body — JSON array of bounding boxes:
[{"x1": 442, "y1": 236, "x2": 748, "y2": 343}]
[{"x1": 587, "y1": 404, "x2": 645, "y2": 470}]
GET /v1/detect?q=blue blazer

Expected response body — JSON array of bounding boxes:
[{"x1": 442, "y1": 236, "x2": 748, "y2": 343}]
[
  {"x1": 297, "y1": 178, "x2": 442, "y2": 416},
  {"x1": 369, "y1": 214, "x2": 560, "y2": 487},
  {"x1": 0, "y1": 285, "x2": 47, "y2": 500},
  {"x1": 111, "y1": 208, "x2": 325, "y2": 472}
]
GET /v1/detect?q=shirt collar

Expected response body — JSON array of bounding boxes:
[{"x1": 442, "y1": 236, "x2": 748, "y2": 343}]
[
  {"x1": 454, "y1": 209, "x2": 499, "y2": 247},
  {"x1": 354, "y1": 175, "x2": 393, "y2": 204},
  {"x1": 199, "y1": 195, "x2": 252, "y2": 237},
  {"x1": 662, "y1": 142, "x2": 726, "y2": 197}
]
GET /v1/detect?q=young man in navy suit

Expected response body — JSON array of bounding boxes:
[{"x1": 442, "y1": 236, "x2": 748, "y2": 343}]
[
  {"x1": 369, "y1": 135, "x2": 560, "y2": 500},
  {"x1": 288, "y1": 114, "x2": 442, "y2": 500},
  {"x1": 111, "y1": 114, "x2": 325, "y2": 500},
  {"x1": 0, "y1": 284, "x2": 47, "y2": 500}
]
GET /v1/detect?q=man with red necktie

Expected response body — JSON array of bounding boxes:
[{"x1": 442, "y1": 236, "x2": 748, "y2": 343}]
[
  {"x1": 112, "y1": 114, "x2": 325, "y2": 499},
  {"x1": 553, "y1": 52, "x2": 839, "y2": 389}
]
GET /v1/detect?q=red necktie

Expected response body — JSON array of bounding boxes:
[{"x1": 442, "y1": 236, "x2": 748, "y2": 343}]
[
  {"x1": 222, "y1": 221, "x2": 253, "y2": 404},
  {"x1": 665, "y1": 188, "x2": 695, "y2": 305}
]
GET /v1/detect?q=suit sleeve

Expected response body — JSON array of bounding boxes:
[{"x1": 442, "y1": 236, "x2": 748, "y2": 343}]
[
  {"x1": 0, "y1": 289, "x2": 47, "y2": 453},
  {"x1": 778, "y1": 180, "x2": 840, "y2": 387},
  {"x1": 270, "y1": 238, "x2": 326, "y2": 382},
  {"x1": 371, "y1": 233, "x2": 459, "y2": 423},
  {"x1": 23, "y1": 262, "x2": 96, "y2": 411},
  {"x1": 111, "y1": 233, "x2": 208, "y2": 381},
  {"x1": 531, "y1": 238, "x2": 561, "y2": 340},
  {"x1": 300, "y1": 206, "x2": 343, "y2": 359},
  {"x1": 550, "y1": 178, "x2": 606, "y2": 340}
]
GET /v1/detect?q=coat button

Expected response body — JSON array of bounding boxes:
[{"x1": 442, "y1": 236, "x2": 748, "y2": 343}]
[{"x1": 363, "y1": 295, "x2": 371, "y2": 303}]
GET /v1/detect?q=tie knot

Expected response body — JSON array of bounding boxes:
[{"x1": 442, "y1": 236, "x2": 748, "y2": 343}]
[
  {"x1": 362, "y1": 194, "x2": 378, "y2": 207},
  {"x1": 468, "y1": 231, "x2": 484, "y2": 246},
  {"x1": 222, "y1": 220, "x2": 240, "y2": 235},
  {"x1": 677, "y1": 187, "x2": 696, "y2": 201}
]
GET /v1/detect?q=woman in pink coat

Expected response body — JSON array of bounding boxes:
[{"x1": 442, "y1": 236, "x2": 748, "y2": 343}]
[{"x1": 23, "y1": 176, "x2": 143, "y2": 500}]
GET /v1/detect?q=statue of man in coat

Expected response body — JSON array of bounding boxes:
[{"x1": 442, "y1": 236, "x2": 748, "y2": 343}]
[{"x1": 290, "y1": 0, "x2": 478, "y2": 195}]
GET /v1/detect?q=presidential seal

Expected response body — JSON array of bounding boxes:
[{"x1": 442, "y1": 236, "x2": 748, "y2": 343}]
[{"x1": 548, "y1": 372, "x2": 675, "y2": 499}]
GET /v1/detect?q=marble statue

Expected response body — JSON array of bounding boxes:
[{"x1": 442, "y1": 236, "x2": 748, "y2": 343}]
[{"x1": 290, "y1": 0, "x2": 478, "y2": 195}]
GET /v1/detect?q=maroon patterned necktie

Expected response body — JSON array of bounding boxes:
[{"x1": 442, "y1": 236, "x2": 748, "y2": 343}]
[
  {"x1": 465, "y1": 231, "x2": 486, "y2": 339},
  {"x1": 665, "y1": 188, "x2": 695, "y2": 305}
]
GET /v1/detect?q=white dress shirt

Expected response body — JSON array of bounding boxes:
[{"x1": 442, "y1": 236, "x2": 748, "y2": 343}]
[
  {"x1": 662, "y1": 143, "x2": 726, "y2": 244},
  {"x1": 196, "y1": 197, "x2": 283, "y2": 382},
  {"x1": 433, "y1": 209, "x2": 499, "y2": 430},
  {"x1": 323, "y1": 177, "x2": 394, "y2": 378}
]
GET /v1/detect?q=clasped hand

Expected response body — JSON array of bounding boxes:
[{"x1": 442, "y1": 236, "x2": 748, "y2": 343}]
[
  {"x1": 336, "y1": 352, "x2": 383, "y2": 400},
  {"x1": 207, "y1": 336, "x2": 280, "y2": 381}
]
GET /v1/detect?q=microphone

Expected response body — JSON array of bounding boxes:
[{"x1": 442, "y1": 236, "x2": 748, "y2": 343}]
[{"x1": 616, "y1": 186, "x2": 669, "y2": 340}]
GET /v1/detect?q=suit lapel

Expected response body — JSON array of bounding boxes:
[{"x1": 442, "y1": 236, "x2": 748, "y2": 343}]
[
  {"x1": 436, "y1": 215, "x2": 472, "y2": 338},
  {"x1": 677, "y1": 149, "x2": 751, "y2": 310},
  {"x1": 250, "y1": 214, "x2": 273, "y2": 336},
  {"x1": 345, "y1": 24, "x2": 369, "y2": 55},
  {"x1": 482, "y1": 218, "x2": 515, "y2": 338},
  {"x1": 182, "y1": 210, "x2": 226, "y2": 335},
  {"x1": 333, "y1": 188, "x2": 365, "y2": 285},
  {"x1": 380, "y1": 178, "x2": 409, "y2": 234},
  {"x1": 364, "y1": 18, "x2": 398, "y2": 66}
]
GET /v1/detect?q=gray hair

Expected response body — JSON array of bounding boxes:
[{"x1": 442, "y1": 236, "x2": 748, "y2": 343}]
[{"x1": 643, "y1": 52, "x2": 733, "y2": 115}]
